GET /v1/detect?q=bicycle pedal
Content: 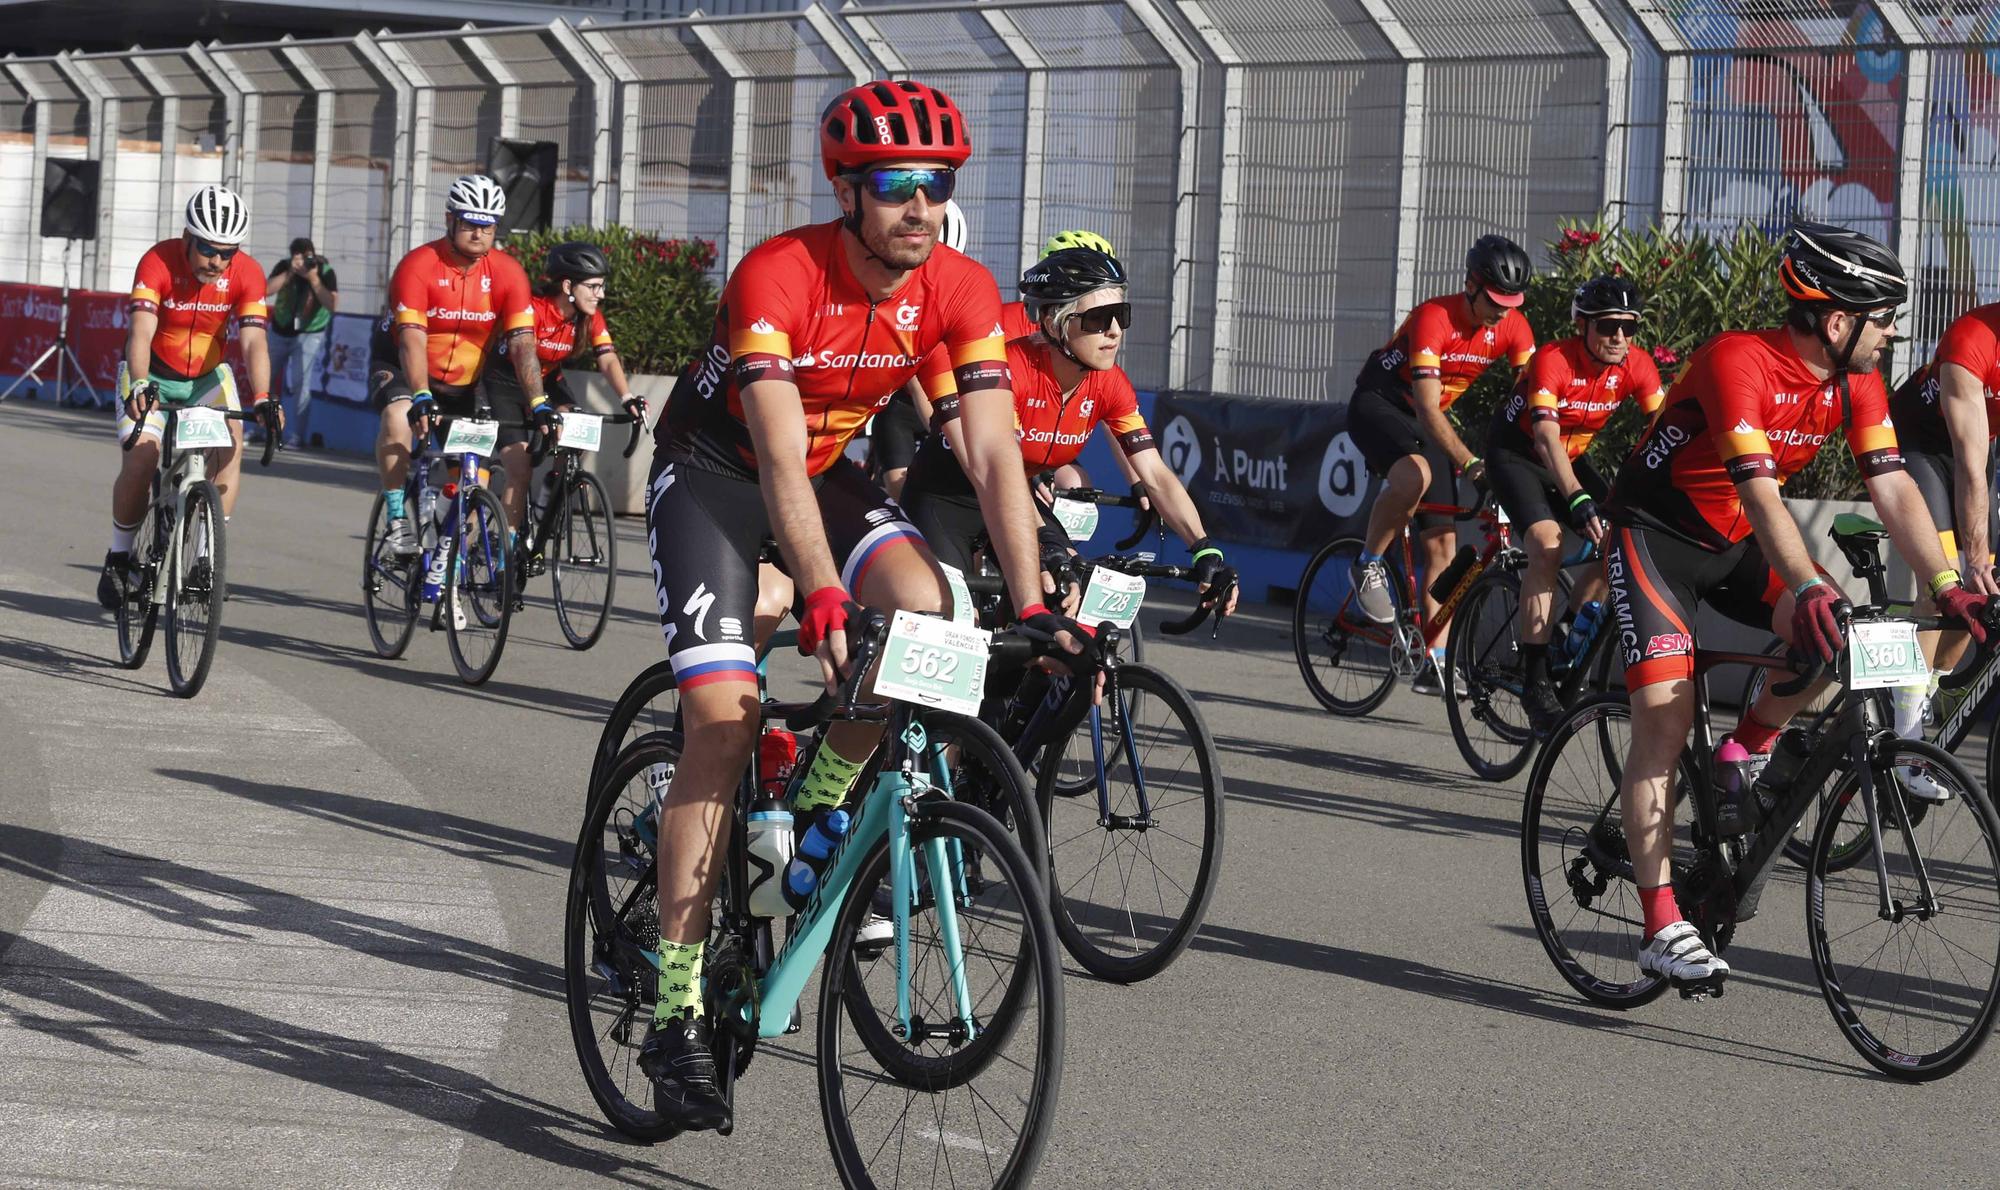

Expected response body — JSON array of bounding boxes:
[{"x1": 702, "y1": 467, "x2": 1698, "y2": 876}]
[{"x1": 1673, "y1": 975, "x2": 1727, "y2": 1001}]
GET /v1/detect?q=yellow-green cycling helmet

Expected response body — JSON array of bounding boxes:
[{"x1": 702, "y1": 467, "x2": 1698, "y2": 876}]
[{"x1": 1042, "y1": 229, "x2": 1115, "y2": 258}]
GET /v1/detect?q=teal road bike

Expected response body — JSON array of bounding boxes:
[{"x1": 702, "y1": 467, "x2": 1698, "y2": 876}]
[{"x1": 566, "y1": 610, "x2": 1064, "y2": 1189}]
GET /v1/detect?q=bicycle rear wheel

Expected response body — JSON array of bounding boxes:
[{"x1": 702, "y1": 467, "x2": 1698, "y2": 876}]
[
  {"x1": 1292, "y1": 537, "x2": 1401, "y2": 717},
  {"x1": 1035, "y1": 663, "x2": 1224, "y2": 982},
  {"x1": 1806, "y1": 739, "x2": 2000, "y2": 1080},
  {"x1": 590, "y1": 660, "x2": 679, "y2": 807},
  {"x1": 820, "y1": 800, "x2": 1063, "y2": 1190},
  {"x1": 362, "y1": 491, "x2": 419, "y2": 659},
  {"x1": 446, "y1": 487, "x2": 513, "y2": 685},
  {"x1": 565, "y1": 734, "x2": 680, "y2": 1141},
  {"x1": 553, "y1": 470, "x2": 617, "y2": 650},
  {"x1": 1522, "y1": 693, "x2": 1695, "y2": 1008},
  {"x1": 115, "y1": 501, "x2": 160, "y2": 669},
  {"x1": 165, "y1": 480, "x2": 225, "y2": 698},
  {"x1": 1444, "y1": 569, "x2": 1535, "y2": 781}
]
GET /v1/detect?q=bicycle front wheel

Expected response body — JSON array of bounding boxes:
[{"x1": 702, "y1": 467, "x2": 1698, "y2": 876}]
[
  {"x1": 1292, "y1": 537, "x2": 1401, "y2": 717},
  {"x1": 1444, "y1": 568, "x2": 1535, "y2": 781},
  {"x1": 1807, "y1": 739, "x2": 2000, "y2": 1080},
  {"x1": 590, "y1": 659, "x2": 679, "y2": 807},
  {"x1": 820, "y1": 800, "x2": 1063, "y2": 1190},
  {"x1": 165, "y1": 480, "x2": 225, "y2": 698},
  {"x1": 446, "y1": 487, "x2": 513, "y2": 685},
  {"x1": 1035, "y1": 663, "x2": 1224, "y2": 982},
  {"x1": 362, "y1": 491, "x2": 419, "y2": 659},
  {"x1": 553, "y1": 470, "x2": 617, "y2": 650},
  {"x1": 115, "y1": 501, "x2": 160, "y2": 669}
]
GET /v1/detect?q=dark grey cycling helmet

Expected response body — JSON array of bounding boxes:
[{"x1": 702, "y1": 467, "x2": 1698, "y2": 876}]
[
  {"x1": 1467, "y1": 234, "x2": 1532, "y2": 297},
  {"x1": 1780, "y1": 222, "x2": 1907, "y2": 312},
  {"x1": 544, "y1": 241, "x2": 610, "y2": 283},
  {"x1": 1019, "y1": 248, "x2": 1127, "y2": 315},
  {"x1": 1572, "y1": 274, "x2": 1641, "y2": 320}
]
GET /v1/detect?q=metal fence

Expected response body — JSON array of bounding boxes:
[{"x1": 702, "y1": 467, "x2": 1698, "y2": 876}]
[{"x1": 1, "y1": 0, "x2": 1995, "y2": 397}]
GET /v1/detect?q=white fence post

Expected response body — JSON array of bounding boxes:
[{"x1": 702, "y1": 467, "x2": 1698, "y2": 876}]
[
  {"x1": 280, "y1": 42, "x2": 337, "y2": 251},
  {"x1": 548, "y1": 20, "x2": 616, "y2": 229},
  {"x1": 352, "y1": 32, "x2": 414, "y2": 266},
  {"x1": 688, "y1": 22, "x2": 752, "y2": 273},
  {"x1": 1353, "y1": 0, "x2": 1427, "y2": 322}
]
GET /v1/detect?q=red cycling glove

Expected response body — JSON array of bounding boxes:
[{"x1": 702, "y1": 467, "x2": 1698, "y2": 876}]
[
  {"x1": 1791, "y1": 581, "x2": 1846, "y2": 665},
  {"x1": 798, "y1": 586, "x2": 853, "y2": 656},
  {"x1": 1935, "y1": 583, "x2": 1992, "y2": 646}
]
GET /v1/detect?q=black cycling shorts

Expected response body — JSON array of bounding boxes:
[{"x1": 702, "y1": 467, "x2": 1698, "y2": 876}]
[
  {"x1": 871, "y1": 391, "x2": 926, "y2": 474},
  {"x1": 645, "y1": 450, "x2": 934, "y2": 686},
  {"x1": 1487, "y1": 444, "x2": 1607, "y2": 531},
  {"x1": 369, "y1": 362, "x2": 530, "y2": 449},
  {"x1": 1602, "y1": 521, "x2": 1823, "y2": 691},
  {"x1": 1345, "y1": 385, "x2": 1462, "y2": 531},
  {"x1": 901, "y1": 478, "x2": 1073, "y2": 590},
  {"x1": 1904, "y1": 443, "x2": 1996, "y2": 565}
]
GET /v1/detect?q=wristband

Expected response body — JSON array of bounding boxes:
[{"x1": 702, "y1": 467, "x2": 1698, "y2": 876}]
[
  {"x1": 253, "y1": 392, "x2": 271, "y2": 405},
  {"x1": 1567, "y1": 490, "x2": 1593, "y2": 511},
  {"x1": 412, "y1": 389, "x2": 433, "y2": 405},
  {"x1": 1018, "y1": 602, "x2": 1051, "y2": 621},
  {"x1": 1461, "y1": 456, "x2": 1482, "y2": 474},
  {"x1": 1930, "y1": 569, "x2": 1963, "y2": 597},
  {"x1": 1794, "y1": 576, "x2": 1828, "y2": 599}
]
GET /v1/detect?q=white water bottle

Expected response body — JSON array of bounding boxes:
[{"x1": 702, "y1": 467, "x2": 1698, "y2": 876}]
[{"x1": 746, "y1": 798, "x2": 797, "y2": 919}]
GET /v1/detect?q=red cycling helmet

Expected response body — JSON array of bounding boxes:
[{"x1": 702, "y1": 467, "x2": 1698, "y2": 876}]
[{"x1": 820, "y1": 80, "x2": 972, "y2": 180}]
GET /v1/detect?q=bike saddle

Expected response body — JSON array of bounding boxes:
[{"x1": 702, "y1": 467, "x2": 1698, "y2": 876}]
[{"x1": 1829, "y1": 512, "x2": 1888, "y2": 576}]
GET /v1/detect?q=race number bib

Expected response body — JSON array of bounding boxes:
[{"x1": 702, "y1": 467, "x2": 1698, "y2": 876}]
[
  {"x1": 559, "y1": 411, "x2": 604, "y2": 452},
  {"x1": 1052, "y1": 498, "x2": 1099, "y2": 543},
  {"x1": 1847, "y1": 620, "x2": 1927, "y2": 691},
  {"x1": 175, "y1": 407, "x2": 234, "y2": 449},
  {"x1": 441, "y1": 419, "x2": 500, "y2": 457},
  {"x1": 873, "y1": 610, "x2": 991, "y2": 716},
  {"x1": 939, "y1": 563, "x2": 975, "y2": 627},
  {"x1": 1079, "y1": 566, "x2": 1146, "y2": 630}
]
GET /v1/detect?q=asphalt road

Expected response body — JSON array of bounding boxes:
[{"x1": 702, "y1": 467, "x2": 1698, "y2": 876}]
[{"x1": 2, "y1": 398, "x2": 1995, "y2": 1188}]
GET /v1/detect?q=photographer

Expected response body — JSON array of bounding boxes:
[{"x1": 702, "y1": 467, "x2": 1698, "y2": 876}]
[{"x1": 266, "y1": 236, "x2": 338, "y2": 448}]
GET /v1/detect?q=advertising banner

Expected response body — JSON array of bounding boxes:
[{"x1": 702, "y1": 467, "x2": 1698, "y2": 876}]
[{"x1": 1149, "y1": 392, "x2": 1375, "y2": 551}]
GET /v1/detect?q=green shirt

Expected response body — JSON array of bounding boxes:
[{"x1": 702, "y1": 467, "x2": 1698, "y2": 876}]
[{"x1": 268, "y1": 265, "x2": 338, "y2": 335}]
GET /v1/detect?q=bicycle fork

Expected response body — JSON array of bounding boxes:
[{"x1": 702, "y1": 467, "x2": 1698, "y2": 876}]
[
  {"x1": 889, "y1": 760, "x2": 978, "y2": 1044},
  {"x1": 1854, "y1": 733, "x2": 1942, "y2": 922},
  {"x1": 1089, "y1": 681, "x2": 1155, "y2": 829}
]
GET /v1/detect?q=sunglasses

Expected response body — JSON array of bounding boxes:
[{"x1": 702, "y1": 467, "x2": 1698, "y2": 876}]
[
  {"x1": 1071, "y1": 303, "x2": 1132, "y2": 335},
  {"x1": 1592, "y1": 318, "x2": 1639, "y2": 339},
  {"x1": 191, "y1": 239, "x2": 238, "y2": 261},
  {"x1": 1862, "y1": 307, "x2": 1899, "y2": 329},
  {"x1": 848, "y1": 167, "x2": 956, "y2": 206}
]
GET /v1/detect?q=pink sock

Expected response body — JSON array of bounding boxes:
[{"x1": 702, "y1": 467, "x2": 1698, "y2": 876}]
[{"x1": 1638, "y1": 884, "x2": 1680, "y2": 942}]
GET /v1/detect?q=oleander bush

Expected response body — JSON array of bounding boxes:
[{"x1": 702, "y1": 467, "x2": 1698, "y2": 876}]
[{"x1": 506, "y1": 225, "x2": 719, "y2": 378}]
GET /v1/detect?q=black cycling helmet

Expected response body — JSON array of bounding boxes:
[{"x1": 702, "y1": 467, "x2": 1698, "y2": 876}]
[
  {"x1": 544, "y1": 241, "x2": 610, "y2": 284},
  {"x1": 1466, "y1": 234, "x2": 1532, "y2": 302},
  {"x1": 1572, "y1": 274, "x2": 1641, "y2": 320},
  {"x1": 1019, "y1": 247, "x2": 1127, "y2": 316},
  {"x1": 1779, "y1": 222, "x2": 1907, "y2": 312}
]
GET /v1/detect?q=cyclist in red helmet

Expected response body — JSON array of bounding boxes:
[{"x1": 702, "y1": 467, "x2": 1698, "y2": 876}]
[{"x1": 639, "y1": 79, "x2": 1081, "y2": 1129}]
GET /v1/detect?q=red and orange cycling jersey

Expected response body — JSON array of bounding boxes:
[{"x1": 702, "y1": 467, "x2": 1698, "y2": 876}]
[
  {"x1": 1495, "y1": 337, "x2": 1664, "y2": 459},
  {"x1": 925, "y1": 335, "x2": 1155, "y2": 475},
  {"x1": 999, "y1": 300, "x2": 1036, "y2": 341},
  {"x1": 498, "y1": 295, "x2": 613, "y2": 379},
  {"x1": 1889, "y1": 304, "x2": 2000, "y2": 444},
  {"x1": 663, "y1": 221, "x2": 1008, "y2": 477},
  {"x1": 382, "y1": 239, "x2": 534, "y2": 388},
  {"x1": 1354, "y1": 293, "x2": 1534, "y2": 411},
  {"x1": 1612, "y1": 327, "x2": 1904, "y2": 551},
  {"x1": 128, "y1": 240, "x2": 269, "y2": 381}
]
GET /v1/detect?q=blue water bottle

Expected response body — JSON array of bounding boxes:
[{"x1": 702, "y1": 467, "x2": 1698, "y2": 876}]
[
  {"x1": 785, "y1": 809, "x2": 852, "y2": 909},
  {"x1": 1559, "y1": 600, "x2": 1604, "y2": 669}
]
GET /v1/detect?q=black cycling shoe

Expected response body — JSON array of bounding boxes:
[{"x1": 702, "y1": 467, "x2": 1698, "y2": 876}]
[
  {"x1": 1524, "y1": 677, "x2": 1565, "y2": 734},
  {"x1": 638, "y1": 1015, "x2": 732, "y2": 1131},
  {"x1": 98, "y1": 551, "x2": 131, "y2": 610}
]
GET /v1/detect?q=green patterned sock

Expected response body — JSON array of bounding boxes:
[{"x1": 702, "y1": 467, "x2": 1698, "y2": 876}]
[
  {"x1": 384, "y1": 488, "x2": 406, "y2": 519},
  {"x1": 654, "y1": 937, "x2": 705, "y2": 1026},
  {"x1": 793, "y1": 739, "x2": 865, "y2": 812}
]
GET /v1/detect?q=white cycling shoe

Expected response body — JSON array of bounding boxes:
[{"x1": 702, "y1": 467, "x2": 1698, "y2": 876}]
[
  {"x1": 1637, "y1": 920, "x2": 1729, "y2": 998},
  {"x1": 1895, "y1": 764, "x2": 1953, "y2": 803}
]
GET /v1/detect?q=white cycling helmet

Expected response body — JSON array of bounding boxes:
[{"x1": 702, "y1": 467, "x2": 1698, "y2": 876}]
[
  {"x1": 183, "y1": 184, "x2": 251, "y2": 246},
  {"x1": 445, "y1": 174, "x2": 508, "y2": 226},
  {"x1": 938, "y1": 199, "x2": 969, "y2": 254}
]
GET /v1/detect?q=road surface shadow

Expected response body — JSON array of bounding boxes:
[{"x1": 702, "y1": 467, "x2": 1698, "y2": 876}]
[
  {"x1": 1223, "y1": 772, "x2": 1512, "y2": 842},
  {"x1": 0, "y1": 934, "x2": 714, "y2": 1187},
  {"x1": 161, "y1": 767, "x2": 572, "y2": 876}
]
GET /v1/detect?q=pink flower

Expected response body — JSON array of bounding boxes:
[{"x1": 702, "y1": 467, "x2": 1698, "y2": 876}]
[{"x1": 1652, "y1": 346, "x2": 1679, "y2": 366}]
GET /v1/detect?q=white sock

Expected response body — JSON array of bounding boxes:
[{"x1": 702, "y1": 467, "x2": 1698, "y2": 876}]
[
  {"x1": 110, "y1": 521, "x2": 138, "y2": 553},
  {"x1": 1891, "y1": 684, "x2": 1926, "y2": 738}
]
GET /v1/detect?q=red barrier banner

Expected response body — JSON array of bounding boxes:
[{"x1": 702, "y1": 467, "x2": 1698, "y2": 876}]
[
  {"x1": 67, "y1": 290, "x2": 130, "y2": 391},
  {"x1": 0, "y1": 283, "x2": 64, "y2": 380}
]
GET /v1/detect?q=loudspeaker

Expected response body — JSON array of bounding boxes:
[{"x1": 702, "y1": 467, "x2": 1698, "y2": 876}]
[
  {"x1": 484, "y1": 138, "x2": 558, "y2": 236},
  {"x1": 41, "y1": 158, "x2": 100, "y2": 240}
]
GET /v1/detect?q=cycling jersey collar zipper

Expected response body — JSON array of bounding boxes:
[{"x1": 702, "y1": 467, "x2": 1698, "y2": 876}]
[{"x1": 833, "y1": 300, "x2": 883, "y2": 450}]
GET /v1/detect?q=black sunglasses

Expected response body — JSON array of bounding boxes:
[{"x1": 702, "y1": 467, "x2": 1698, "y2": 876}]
[
  {"x1": 1862, "y1": 307, "x2": 1899, "y2": 328},
  {"x1": 1592, "y1": 318, "x2": 1639, "y2": 339},
  {"x1": 1072, "y1": 302, "x2": 1132, "y2": 335},
  {"x1": 191, "y1": 238, "x2": 238, "y2": 261},
  {"x1": 848, "y1": 167, "x2": 956, "y2": 206}
]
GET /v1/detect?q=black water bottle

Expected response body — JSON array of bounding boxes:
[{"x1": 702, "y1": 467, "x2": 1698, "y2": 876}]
[{"x1": 1427, "y1": 545, "x2": 1478, "y2": 603}]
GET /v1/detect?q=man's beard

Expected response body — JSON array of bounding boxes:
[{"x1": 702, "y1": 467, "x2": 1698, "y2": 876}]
[
  {"x1": 863, "y1": 217, "x2": 934, "y2": 270},
  {"x1": 1849, "y1": 347, "x2": 1883, "y2": 374}
]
